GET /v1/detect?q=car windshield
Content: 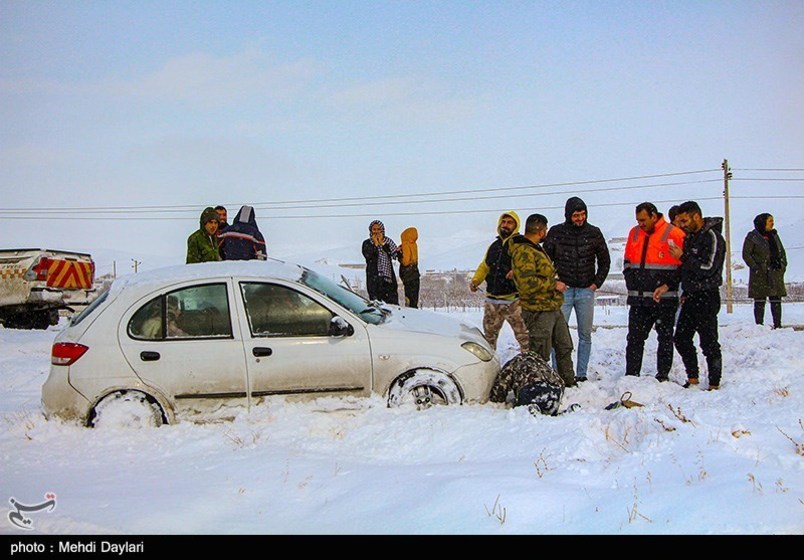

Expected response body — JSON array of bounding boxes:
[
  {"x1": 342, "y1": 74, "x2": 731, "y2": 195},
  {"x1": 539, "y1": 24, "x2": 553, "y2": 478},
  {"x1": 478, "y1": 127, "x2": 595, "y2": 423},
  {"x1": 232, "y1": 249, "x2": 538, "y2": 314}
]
[{"x1": 299, "y1": 268, "x2": 386, "y2": 325}]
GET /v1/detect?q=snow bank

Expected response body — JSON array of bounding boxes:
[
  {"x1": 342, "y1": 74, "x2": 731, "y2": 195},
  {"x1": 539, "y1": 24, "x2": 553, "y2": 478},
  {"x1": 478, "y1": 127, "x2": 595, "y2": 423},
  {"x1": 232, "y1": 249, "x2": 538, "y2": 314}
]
[{"x1": 1, "y1": 305, "x2": 802, "y2": 534}]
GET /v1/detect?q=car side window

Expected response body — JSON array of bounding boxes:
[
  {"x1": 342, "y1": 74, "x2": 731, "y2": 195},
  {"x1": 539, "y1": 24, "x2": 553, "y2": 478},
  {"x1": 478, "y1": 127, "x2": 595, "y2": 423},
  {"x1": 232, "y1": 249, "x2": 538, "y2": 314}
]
[
  {"x1": 129, "y1": 297, "x2": 164, "y2": 340},
  {"x1": 241, "y1": 282, "x2": 335, "y2": 337},
  {"x1": 128, "y1": 283, "x2": 232, "y2": 340}
]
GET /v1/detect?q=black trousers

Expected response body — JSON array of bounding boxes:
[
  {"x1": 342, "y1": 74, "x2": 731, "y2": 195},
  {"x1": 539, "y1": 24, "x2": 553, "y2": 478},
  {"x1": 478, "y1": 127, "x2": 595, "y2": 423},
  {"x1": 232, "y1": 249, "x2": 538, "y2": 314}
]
[
  {"x1": 754, "y1": 298, "x2": 782, "y2": 328},
  {"x1": 674, "y1": 290, "x2": 722, "y2": 385},
  {"x1": 403, "y1": 278, "x2": 420, "y2": 308},
  {"x1": 377, "y1": 279, "x2": 399, "y2": 305},
  {"x1": 625, "y1": 304, "x2": 677, "y2": 377}
]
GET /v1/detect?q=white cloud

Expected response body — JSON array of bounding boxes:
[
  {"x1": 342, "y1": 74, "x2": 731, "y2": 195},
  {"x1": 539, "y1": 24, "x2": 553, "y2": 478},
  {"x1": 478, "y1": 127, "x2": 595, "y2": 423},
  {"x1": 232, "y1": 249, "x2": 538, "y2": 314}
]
[
  {"x1": 118, "y1": 49, "x2": 318, "y2": 106},
  {"x1": 0, "y1": 49, "x2": 318, "y2": 108},
  {"x1": 328, "y1": 76, "x2": 477, "y2": 127}
]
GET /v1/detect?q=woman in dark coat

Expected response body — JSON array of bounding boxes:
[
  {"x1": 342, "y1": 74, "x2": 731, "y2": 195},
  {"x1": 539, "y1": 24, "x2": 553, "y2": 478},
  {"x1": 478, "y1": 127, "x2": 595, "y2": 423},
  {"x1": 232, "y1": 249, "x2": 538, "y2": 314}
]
[{"x1": 742, "y1": 213, "x2": 787, "y2": 328}]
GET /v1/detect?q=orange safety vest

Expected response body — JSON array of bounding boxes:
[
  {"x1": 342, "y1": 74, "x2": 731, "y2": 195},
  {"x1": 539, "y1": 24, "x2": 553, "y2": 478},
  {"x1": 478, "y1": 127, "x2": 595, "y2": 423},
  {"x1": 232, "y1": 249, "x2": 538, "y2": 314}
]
[{"x1": 623, "y1": 216, "x2": 685, "y2": 302}]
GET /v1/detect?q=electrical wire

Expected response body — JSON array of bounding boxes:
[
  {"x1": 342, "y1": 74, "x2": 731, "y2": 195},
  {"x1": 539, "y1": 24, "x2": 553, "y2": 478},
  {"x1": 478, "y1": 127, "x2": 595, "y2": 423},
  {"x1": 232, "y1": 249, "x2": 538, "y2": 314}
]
[
  {"x1": 5, "y1": 196, "x2": 726, "y2": 220},
  {"x1": 5, "y1": 178, "x2": 724, "y2": 215},
  {"x1": 731, "y1": 178, "x2": 804, "y2": 182},
  {"x1": 4, "y1": 168, "x2": 720, "y2": 213},
  {"x1": 732, "y1": 168, "x2": 804, "y2": 172},
  {"x1": 730, "y1": 196, "x2": 804, "y2": 200}
]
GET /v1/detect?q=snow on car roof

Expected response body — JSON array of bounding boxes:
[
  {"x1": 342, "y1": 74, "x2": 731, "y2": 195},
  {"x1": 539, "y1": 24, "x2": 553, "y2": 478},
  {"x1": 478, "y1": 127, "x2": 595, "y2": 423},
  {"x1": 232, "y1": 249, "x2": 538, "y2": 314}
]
[{"x1": 109, "y1": 258, "x2": 306, "y2": 295}]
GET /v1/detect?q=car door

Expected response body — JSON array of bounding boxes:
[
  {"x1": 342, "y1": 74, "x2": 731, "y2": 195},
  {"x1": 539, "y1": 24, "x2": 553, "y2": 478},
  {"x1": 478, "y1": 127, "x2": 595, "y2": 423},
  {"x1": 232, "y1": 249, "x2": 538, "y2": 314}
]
[
  {"x1": 119, "y1": 281, "x2": 250, "y2": 411},
  {"x1": 235, "y1": 281, "x2": 372, "y2": 398}
]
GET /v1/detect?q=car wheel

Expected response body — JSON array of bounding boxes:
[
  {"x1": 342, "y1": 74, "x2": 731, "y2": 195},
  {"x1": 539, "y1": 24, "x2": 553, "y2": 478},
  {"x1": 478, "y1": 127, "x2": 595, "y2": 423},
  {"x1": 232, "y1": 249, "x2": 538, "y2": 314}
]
[
  {"x1": 387, "y1": 369, "x2": 463, "y2": 409},
  {"x1": 89, "y1": 390, "x2": 165, "y2": 428}
]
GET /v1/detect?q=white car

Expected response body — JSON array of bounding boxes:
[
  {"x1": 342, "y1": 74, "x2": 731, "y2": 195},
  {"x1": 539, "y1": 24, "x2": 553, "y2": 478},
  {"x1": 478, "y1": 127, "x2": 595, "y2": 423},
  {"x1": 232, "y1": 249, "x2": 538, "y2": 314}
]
[{"x1": 42, "y1": 260, "x2": 499, "y2": 426}]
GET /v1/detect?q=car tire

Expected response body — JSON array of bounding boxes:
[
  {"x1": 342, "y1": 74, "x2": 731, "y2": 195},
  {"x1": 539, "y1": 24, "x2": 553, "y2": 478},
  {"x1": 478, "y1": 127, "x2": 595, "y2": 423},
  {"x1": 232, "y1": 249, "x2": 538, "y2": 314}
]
[
  {"x1": 89, "y1": 390, "x2": 165, "y2": 428},
  {"x1": 386, "y1": 369, "x2": 463, "y2": 409}
]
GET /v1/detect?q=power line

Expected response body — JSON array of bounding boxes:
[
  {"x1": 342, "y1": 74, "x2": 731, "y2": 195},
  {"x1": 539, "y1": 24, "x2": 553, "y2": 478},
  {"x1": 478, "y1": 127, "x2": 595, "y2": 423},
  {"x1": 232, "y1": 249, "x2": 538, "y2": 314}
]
[
  {"x1": 5, "y1": 178, "x2": 724, "y2": 215},
  {"x1": 732, "y1": 168, "x2": 804, "y2": 172},
  {"x1": 731, "y1": 178, "x2": 804, "y2": 182},
  {"x1": 256, "y1": 178, "x2": 721, "y2": 211},
  {"x1": 3, "y1": 168, "x2": 720, "y2": 213},
  {"x1": 730, "y1": 196, "x2": 804, "y2": 200},
  {"x1": 5, "y1": 196, "x2": 725, "y2": 220}
]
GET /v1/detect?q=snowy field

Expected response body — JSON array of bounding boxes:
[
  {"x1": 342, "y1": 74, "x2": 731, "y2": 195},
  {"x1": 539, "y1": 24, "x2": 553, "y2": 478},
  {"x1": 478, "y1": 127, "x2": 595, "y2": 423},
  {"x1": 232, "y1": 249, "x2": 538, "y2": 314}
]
[{"x1": 1, "y1": 304, "x2": 802, "y2": 535}]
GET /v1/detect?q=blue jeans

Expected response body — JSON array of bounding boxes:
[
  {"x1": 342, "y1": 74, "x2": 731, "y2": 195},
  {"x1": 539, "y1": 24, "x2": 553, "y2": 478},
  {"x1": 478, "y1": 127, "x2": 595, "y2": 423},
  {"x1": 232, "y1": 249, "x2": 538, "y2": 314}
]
[{"x1": 552, "y1": 287, "x2": 595, "y2": 378}]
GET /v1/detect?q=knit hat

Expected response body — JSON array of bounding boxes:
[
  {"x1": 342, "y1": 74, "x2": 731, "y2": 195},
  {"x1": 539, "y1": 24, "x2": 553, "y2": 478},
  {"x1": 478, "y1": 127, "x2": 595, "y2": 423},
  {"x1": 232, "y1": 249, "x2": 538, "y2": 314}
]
[{"x1": 564, "y1": 197, "x2": 588, "y2": 222}]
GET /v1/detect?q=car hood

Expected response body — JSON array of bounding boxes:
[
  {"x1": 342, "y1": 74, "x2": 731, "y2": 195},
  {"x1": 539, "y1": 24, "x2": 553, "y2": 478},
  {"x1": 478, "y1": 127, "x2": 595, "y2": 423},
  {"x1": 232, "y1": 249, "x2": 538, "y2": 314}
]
[{"x1": 377, "y1": 306, "x2": 488, "y2": 345}]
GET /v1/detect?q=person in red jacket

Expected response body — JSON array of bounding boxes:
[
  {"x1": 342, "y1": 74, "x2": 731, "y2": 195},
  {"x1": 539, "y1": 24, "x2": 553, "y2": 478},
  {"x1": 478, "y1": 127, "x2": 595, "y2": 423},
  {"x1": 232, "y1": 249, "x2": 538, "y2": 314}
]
[{"x1": 623, "y1": 202, "x2": 686, "y2": 381}]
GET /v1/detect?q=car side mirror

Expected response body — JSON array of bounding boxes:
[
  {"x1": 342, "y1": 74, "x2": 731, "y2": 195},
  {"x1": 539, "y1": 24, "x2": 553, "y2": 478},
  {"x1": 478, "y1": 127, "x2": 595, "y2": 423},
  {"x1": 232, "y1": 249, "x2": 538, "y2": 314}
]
[{"x1": 329, "y1": 316, "x2": 354, "y2": 337}]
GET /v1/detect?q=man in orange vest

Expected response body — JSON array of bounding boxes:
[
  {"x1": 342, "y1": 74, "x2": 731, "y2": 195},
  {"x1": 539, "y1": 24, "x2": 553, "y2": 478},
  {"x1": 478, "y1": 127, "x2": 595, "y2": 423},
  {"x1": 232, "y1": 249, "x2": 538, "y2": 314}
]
[{"x1": 623, "y1": 202, "x2": 686, "y2": 380}]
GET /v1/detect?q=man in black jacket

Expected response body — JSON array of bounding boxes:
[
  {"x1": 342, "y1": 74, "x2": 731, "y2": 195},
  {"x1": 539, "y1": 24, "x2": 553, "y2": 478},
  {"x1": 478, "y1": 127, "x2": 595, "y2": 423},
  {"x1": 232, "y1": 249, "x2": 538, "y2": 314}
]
[
  {"x1": 669, "y1": 201, "x2": 726, "y2": 390},
  {"x1": 543, "y1": 197, "x2": 610, "y2": 382}
]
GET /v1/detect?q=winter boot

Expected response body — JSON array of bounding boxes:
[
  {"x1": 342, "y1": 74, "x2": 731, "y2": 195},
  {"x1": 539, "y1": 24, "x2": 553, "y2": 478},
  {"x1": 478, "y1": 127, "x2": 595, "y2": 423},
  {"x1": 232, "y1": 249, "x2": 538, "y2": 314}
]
[
  {"x1": 770, "y1": 300, "x2": 782, "y2": 329},
  {"x1": 683, "y1": 377, "x2": 700, "y2": 389}
]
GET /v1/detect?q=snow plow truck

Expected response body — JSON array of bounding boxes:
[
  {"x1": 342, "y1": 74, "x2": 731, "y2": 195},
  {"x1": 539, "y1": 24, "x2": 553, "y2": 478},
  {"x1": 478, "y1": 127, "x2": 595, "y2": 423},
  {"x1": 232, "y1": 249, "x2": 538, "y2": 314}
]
[{"x1": 0, "y1": 249, "x2": 97, "y2": 329}]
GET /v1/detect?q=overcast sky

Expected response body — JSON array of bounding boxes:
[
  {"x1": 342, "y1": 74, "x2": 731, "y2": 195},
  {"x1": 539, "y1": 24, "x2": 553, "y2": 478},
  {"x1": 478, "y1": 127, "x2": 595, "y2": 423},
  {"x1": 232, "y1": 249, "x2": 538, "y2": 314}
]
[{"x1": 2, "y1": 1, "x2": 802, "y2": 275}]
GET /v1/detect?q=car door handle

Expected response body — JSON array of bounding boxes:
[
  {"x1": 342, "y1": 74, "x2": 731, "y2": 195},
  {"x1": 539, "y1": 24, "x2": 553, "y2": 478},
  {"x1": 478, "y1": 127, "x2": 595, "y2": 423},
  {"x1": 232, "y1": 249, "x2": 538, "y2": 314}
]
[
  {"x1": 252, "y1": 347, "x2": 273, "y2": 357},
  {"x1": 140, "y1": 351, "x2": 160, "y2": 362}
]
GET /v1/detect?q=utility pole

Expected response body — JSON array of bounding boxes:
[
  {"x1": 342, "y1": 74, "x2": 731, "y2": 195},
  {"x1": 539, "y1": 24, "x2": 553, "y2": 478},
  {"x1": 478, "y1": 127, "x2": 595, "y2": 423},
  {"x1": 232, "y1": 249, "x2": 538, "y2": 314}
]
[
  {"x1": 113, "y1": 260, "x2": 116, "y2": 279},
  {"x1": 722, "y1": 159, "x2": 733, "y2": 313},
  {"x1": 131, "y1": 259, "x2": 141, "y2": 274}
]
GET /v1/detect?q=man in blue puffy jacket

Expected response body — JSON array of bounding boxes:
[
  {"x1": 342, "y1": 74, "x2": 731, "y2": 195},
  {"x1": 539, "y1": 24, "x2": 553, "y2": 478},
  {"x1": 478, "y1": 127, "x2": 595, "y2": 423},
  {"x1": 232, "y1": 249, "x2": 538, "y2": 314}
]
[{"x1": 218, "y1": 205, "x2": 267, "y2": 261}]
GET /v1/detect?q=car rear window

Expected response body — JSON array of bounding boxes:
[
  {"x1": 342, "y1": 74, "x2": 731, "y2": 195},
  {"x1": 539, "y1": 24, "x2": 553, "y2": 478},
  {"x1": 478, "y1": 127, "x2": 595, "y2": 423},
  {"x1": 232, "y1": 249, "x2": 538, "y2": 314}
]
[
  {"x1": 128, "y1": 283, "x2": 232, "y2": 340},
  {"x1": 70, "y1": 290, "x2": 110, "y2": 327}
]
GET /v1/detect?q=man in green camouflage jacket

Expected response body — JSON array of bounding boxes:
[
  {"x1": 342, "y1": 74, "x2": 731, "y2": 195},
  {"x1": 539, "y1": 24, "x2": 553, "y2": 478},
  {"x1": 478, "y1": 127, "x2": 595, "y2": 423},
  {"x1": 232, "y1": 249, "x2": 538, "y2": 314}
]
[
  {"x1": 489, "y1": 353, "x2": 565, "y2": 415},
  {"x1": 509, "y1": 213, "x2": 576, "y2": 387}
]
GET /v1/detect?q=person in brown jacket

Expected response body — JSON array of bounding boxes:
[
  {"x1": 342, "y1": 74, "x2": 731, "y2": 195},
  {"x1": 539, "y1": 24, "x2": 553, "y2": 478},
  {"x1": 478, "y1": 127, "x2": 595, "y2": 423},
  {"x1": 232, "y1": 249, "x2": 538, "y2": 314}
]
[{"x1": 399, "y1": 227, "x2": 421, "y2": 308}]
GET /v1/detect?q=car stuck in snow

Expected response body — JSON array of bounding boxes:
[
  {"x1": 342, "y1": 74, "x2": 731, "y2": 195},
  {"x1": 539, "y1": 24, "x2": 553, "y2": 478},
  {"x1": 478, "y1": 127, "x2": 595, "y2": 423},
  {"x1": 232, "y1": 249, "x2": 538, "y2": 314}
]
[{"x1": 42, "y1": 259, "x2": 499, "y2": 426}]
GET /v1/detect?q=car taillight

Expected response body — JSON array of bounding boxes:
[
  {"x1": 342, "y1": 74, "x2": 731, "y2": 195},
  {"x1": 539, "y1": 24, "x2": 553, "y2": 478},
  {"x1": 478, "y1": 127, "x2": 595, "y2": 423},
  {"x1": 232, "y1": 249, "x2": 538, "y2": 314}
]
[
  {"x1": 26, "y1": 256, "x2": 52, "y2": 281},
  {"x1": 51, "y1": 342, "x2": 89, "y2": 365}
]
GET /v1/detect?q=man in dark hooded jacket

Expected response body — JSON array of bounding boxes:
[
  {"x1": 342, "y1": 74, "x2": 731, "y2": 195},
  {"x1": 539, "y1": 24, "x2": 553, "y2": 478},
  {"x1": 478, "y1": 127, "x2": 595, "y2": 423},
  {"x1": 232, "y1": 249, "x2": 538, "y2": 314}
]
[
  {"x1": 670, "y1": 200, "x2": 726, "y2": 390},
  {"x1": 543, "y1": 197, "x2": 610, "y2": 382},
  {"x1": 218, "y1": 205, "x2": 267, "y2": 261}
]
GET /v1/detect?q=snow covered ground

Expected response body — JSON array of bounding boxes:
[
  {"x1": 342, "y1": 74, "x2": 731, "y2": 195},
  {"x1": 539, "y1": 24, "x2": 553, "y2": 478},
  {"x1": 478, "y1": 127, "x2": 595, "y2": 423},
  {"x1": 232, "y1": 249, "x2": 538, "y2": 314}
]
[{"x1": 1, "y1": 304, "x2": 802, "y2": 535}]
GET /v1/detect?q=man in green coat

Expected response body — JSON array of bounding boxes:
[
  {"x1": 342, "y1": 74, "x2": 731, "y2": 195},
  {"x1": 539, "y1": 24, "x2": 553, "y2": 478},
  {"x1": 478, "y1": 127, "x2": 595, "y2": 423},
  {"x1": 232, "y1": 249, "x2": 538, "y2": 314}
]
[
  {"x1": 509, "y1": 213, "x2": 576, "y2": 387},
  {"x1": 186, "y1": 207, "x2": 222, "y2": 264}
]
